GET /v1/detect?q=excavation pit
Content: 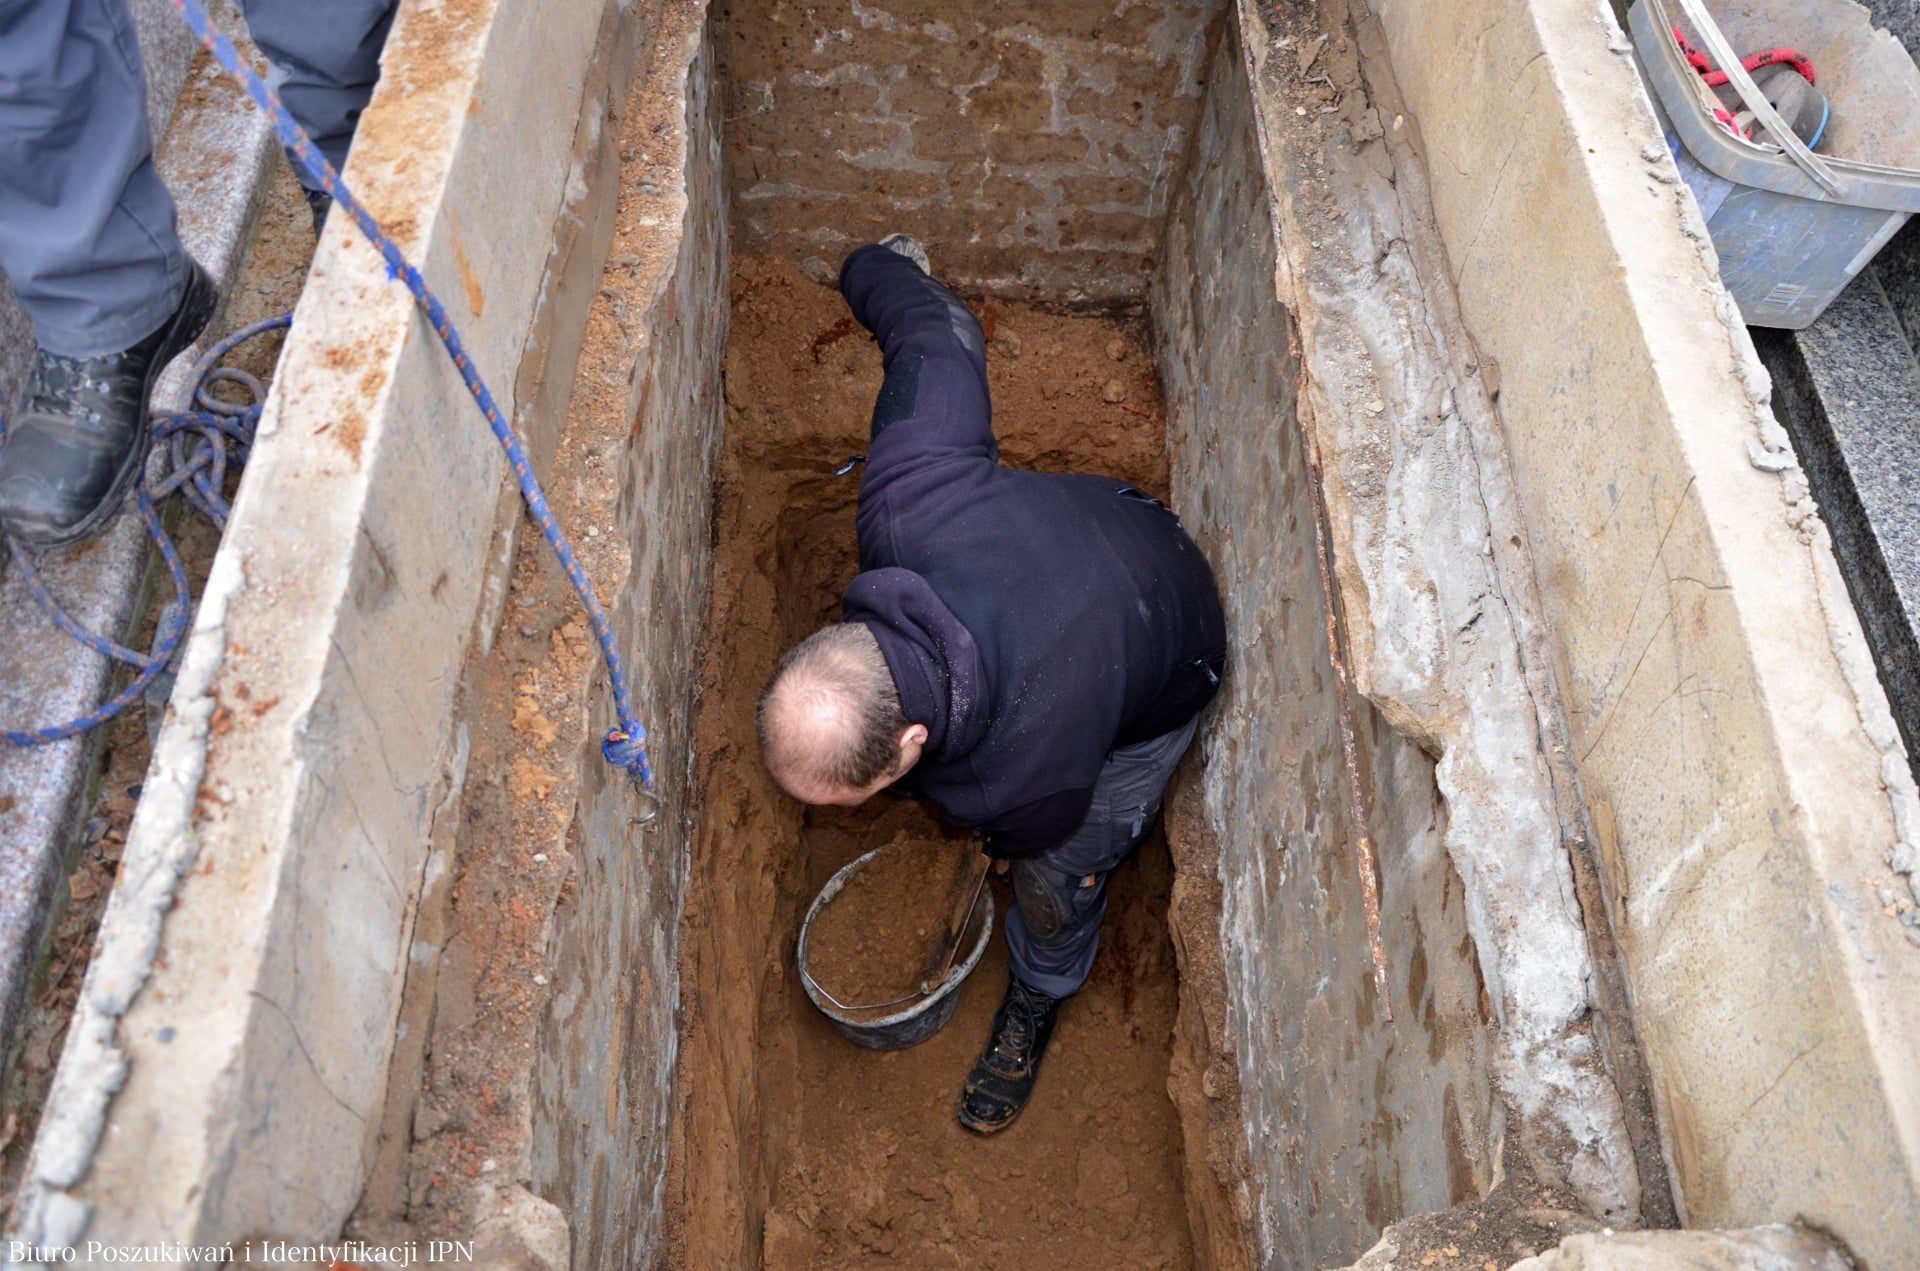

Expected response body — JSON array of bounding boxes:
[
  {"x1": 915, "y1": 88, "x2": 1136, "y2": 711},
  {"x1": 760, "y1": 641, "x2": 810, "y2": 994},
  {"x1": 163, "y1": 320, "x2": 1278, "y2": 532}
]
[
  {"x1": 14, "y1": 0, "x2": 1920, "y2": 1265},
  {"x1": 671, "y1": 257, "x2": 1220, "y2": 1267}
]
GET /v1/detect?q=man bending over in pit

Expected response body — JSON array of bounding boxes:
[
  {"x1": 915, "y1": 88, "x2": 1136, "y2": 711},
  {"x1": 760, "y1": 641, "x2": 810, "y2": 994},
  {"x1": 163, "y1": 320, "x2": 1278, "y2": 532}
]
[{"x1": 757, "y1": 236, "x2": 1227, "y2": 1134}]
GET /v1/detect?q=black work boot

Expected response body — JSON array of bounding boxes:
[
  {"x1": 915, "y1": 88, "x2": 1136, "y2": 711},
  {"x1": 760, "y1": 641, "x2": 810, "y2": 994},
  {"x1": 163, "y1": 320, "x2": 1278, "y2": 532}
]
[
  {"x1": 957, "y1": 975, "x2": 1060, "y2": 1135},
  {"x1": 303, "y1": 186, "x2": 334, "y2": 236},
  {"x1": 0, "y1": 259, "x2": 218, "y2": 547}
]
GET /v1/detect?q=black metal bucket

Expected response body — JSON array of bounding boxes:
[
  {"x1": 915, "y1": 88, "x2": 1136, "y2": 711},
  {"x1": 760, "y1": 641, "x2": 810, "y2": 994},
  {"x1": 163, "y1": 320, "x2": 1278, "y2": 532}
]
[{"x1": 796, "y1": 845, "x2": 995, "y2": 1050}]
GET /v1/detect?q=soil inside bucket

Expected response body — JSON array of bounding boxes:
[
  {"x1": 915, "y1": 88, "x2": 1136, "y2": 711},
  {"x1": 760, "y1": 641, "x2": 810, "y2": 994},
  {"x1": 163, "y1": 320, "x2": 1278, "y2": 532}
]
[{"x1": 806, "y1": 837, "x2": 984, "y2": 1012}]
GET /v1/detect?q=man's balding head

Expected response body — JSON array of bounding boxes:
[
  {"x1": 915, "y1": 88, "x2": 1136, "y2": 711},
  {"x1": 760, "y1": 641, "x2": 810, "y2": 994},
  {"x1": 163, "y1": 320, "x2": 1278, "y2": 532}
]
[{"x1": 759, "y1": 623, "x2": 926, "y2": 806}]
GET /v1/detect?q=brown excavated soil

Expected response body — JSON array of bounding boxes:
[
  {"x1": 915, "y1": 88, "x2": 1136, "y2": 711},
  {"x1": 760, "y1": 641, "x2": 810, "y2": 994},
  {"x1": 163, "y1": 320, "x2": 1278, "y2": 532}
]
[
  {"x1": 664, "y1": 253, "x2": 1211, "y2": 1269},
  {"x1": 804, "y1": 837, "x2": 982, "y2": 1011},
  {"x1": 1339, "y1": 1137, "x2": 1599, "y2": 1271}
]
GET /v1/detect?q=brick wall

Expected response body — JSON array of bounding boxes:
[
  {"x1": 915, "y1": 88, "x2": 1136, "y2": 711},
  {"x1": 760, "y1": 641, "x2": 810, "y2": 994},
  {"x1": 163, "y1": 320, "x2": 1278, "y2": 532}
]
[{"x1": 722, "y1": 0, "x2": 1227, "y2": 306}]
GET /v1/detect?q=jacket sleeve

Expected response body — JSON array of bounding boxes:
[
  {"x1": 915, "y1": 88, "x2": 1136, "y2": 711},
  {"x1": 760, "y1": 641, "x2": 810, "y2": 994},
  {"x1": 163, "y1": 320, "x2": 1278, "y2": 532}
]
[
  {"x1": 962, "y1": 786, "x2": 1096, "y2": 859},
  {"x1": 838, "y1": 243, "x2": 997, "y2": 470}
]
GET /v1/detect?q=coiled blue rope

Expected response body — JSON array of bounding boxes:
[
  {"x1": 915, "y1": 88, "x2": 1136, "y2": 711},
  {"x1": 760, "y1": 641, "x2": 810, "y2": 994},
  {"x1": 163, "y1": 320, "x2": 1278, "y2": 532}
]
[
  {"x1": 2, "y1": 0, "x2": 655, "y2": 797},
  {"x1": 1, "y1": 492, "x2": 185, "y2": 747},
  {"x1": 1, "y1": 315, "x2": 284, "y2": 746}
]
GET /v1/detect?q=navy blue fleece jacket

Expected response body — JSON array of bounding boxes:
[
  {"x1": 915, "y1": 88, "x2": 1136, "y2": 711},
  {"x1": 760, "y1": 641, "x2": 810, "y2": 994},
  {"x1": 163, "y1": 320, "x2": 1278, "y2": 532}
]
[{"x1": 836, "y1": 243, "x2": 1226, "y2": 857}]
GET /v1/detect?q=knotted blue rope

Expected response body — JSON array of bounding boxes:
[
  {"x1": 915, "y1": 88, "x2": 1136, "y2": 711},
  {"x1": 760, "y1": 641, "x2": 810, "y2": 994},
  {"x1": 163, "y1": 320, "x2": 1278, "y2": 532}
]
[{"x1": 4, "y1": 0, "x2": 656, "y2": 798}]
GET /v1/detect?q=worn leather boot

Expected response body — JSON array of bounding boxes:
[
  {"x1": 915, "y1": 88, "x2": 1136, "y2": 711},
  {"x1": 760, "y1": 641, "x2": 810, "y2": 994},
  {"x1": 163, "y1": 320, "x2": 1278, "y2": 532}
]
[
  {"x1": 956, "y1": 975, "x2": 1060, "y2": 1135},
  {"x1": 0, "y1": 259, "x2": 218, "y2": 547}
]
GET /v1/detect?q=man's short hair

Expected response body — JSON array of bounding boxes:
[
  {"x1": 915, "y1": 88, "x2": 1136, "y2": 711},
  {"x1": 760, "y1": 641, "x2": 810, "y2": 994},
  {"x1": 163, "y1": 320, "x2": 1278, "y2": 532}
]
[{"x1": 759, "y1": 622, "x2": 907, "y2": 791}]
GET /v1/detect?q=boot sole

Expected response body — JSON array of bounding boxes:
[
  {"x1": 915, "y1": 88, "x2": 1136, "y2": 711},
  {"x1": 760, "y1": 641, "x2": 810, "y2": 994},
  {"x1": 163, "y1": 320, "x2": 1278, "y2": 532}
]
[
  {"x1": 955, "y1": 1098, "x2": 1022, "y2": 1136},
  {"x1": 955, "y1": 1067, "x2": 1037, "y2": 1135},
  {"x1": 24, "y1": 260, "x2": 220, "y2": 550}
]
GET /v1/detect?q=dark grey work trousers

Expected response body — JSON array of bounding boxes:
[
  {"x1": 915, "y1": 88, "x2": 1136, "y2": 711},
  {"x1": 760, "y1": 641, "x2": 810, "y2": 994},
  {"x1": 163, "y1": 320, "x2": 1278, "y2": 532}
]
[
  {"x1": 1004, "y1": 714, "x2": 1201, "y2": 999},
  {"x1": 0, "y1": 0, "x2": 396, "y2": 356}
]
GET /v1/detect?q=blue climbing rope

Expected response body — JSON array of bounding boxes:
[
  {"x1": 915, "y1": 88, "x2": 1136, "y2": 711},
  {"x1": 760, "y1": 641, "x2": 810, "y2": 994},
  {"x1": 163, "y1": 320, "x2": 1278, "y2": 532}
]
[
  {"x1": 2, "y1": 0, "x2": 655, "y2": 793},
  {"x1": 169, "y1": 0, "x2": 652, "y2": 788},
  {"x1": 1, "y1": 494, "x2": 187, "y2": 747}
]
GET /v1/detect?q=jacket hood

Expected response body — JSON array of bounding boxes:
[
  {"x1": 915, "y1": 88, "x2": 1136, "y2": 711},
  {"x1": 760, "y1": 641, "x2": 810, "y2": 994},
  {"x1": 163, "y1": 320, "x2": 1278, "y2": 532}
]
[{"x1": 840, "y1": 567, "x2": 988, "y2": 761}]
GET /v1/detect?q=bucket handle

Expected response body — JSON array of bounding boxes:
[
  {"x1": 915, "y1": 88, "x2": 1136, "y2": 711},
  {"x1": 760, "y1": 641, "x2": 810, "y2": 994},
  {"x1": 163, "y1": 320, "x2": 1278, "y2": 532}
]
[{"x1": 1667, "y1": 0, "x2": 1847, "y2": 198}]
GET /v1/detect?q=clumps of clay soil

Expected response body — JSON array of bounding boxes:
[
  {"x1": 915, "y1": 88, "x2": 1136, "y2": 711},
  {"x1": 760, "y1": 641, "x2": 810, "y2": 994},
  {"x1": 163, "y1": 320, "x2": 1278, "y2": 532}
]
[
  {"x1": 1344, "y1": 1165, "x2": 1599, "y2": 1270},
  {"x1": 802, "y1": 838, "x2": 984, "y2": 1010}
]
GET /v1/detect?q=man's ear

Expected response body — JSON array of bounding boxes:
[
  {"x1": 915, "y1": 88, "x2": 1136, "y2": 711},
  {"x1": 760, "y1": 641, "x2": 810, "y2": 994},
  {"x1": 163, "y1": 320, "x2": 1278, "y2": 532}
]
[{"x1": 901, "y1": 723, "x2": 929, "y2": 750}]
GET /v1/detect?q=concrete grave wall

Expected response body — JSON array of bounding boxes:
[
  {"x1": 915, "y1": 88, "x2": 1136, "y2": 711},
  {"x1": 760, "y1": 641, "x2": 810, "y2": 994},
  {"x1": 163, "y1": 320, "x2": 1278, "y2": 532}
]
[
  {"x1": 1154, "y1": 0, "x2": 1682, "y2": 1261},
  {"x1": 527, "y1": 7, "x2": 728, "y2": 1267},
  {"x1": 10, "y1": 0, "x2": 631, "y2": 1249},
  {"x1": 1366, "y1": 0, "x2": 1920, "y2": 1264},
  {"x1": 720, "y1": 0, "x2": 1227, "y2": 306},
  {"x1": 1156, "y1": 12, "x2": 1499, "y2": 1265},
  {"x1": 0, "y1": 0, "x2": 273, "y2": 1074}
]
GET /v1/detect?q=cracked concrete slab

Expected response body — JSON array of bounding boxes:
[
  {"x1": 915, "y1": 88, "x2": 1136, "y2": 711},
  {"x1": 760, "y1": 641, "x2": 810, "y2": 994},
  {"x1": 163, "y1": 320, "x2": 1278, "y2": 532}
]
[
  {"x1": 1367, "y1": 0, "x2": 1920, "y2": 1262},
  {"x1": 1155, "y1": 2, "x2": 1675, "y2": 1258},
  {"x1": 1509, "y1": 1224, "x2": 1853, "y2": 1271}
]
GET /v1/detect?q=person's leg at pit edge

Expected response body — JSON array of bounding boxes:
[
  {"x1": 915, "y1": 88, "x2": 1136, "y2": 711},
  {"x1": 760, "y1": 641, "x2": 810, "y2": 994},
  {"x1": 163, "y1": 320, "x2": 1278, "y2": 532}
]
[
  {"x1": 239, "y1": 0, "x2": 397, "y2": 235},
  {"x1": 0, "y1": 0, "x2": 218, "y2": 547},
  {"x1": 0, "y1": 0, "x2": 401, "y2": 545}
]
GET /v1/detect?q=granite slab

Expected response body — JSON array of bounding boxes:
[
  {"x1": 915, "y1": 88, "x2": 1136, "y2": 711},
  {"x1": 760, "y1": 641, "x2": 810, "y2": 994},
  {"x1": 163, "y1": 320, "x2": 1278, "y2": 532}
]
[
  {"x1": 1752, "y1": 14, "x2": 1920, "y2": 787},
  {"x1": 1756, "y1": 267, "x2": 1920, "y2": 787},
  {"x1": 0, "y1": 2, "x2": 272, "y2": 1066}
]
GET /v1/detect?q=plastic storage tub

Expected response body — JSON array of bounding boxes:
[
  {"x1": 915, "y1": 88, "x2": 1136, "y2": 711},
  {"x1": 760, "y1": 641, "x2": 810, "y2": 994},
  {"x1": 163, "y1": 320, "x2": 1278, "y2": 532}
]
[{"x1": 1630, "y1": 0, "x2": 1920, "y2": 329}]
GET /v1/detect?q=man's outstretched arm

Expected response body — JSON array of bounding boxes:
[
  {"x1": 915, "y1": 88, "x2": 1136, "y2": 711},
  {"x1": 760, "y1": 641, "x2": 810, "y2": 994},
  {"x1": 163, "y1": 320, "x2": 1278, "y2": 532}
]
[{"x1": 838, "y1": 241, "x2": 996, "y2": 466}]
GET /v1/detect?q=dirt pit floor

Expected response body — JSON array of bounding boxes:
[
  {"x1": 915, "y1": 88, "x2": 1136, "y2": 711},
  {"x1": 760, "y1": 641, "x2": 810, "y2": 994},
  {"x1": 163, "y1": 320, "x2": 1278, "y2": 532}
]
[{"x1": 665, "y1": 254, "x2": 1204, "y2": 1268}]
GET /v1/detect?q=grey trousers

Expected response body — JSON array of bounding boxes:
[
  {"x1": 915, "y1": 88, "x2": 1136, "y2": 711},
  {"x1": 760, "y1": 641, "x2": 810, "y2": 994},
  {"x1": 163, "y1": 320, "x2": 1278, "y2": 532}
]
[
  {"x1": 0, "y1": 0, "x2": 395, "y2": 356},
  {"x1": 1003, "y1": 714, "x2": 1201, "y2": 999}
]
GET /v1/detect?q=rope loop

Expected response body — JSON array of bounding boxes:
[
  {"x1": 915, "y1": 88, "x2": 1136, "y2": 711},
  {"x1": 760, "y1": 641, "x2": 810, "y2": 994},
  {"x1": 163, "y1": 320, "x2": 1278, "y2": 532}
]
[
  {"x1": 1, "y1": 314, "x2": 290, "y2": 744},
  {"x1": 601, "y1": 725, "x2": 654, "y2": 786},
  {"x1": 2, "y1": 441, "x2": 216, "y2": 744}
]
